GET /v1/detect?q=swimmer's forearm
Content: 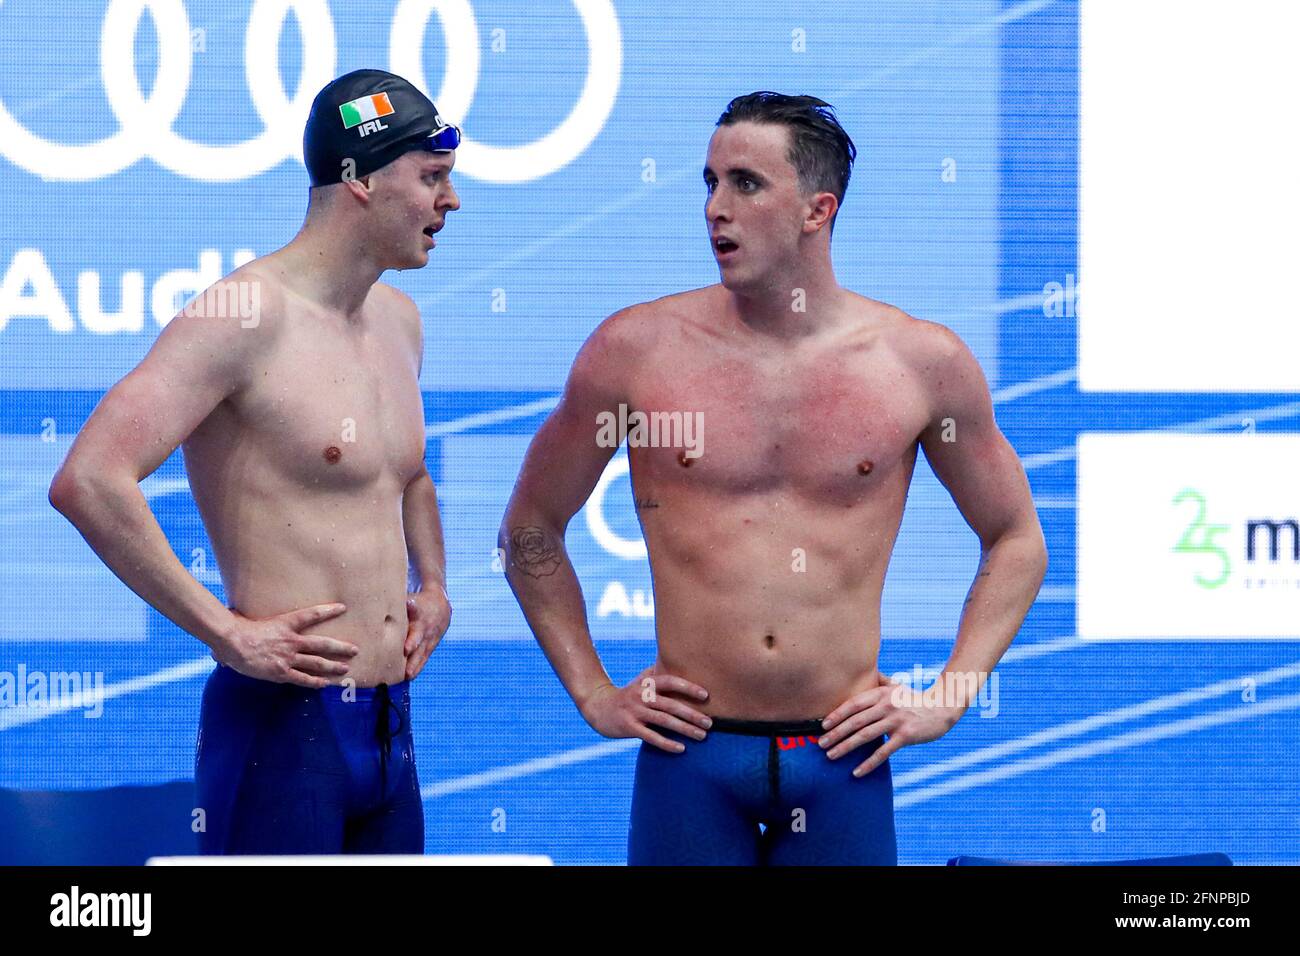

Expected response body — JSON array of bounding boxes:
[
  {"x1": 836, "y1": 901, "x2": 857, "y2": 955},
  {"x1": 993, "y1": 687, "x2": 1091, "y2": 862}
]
[
  {"x1": 498, "y1": 516, "x2": 612, "y2": 711},
  {"x1": 939, "y1": 528, "x2": 1048, "y2": 712},
  {"x1": 49, "y1": 474, "x2": 235, "y2": 648},
  {"x1": 402, "y1": 468, "x2": 447, "y2": 591}
]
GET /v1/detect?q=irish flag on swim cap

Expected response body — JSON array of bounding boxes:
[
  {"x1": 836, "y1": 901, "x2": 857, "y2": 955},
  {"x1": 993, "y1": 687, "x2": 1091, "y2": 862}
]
[{"x1": 339, "y1": 92, "x2": 395, "y2": 129}]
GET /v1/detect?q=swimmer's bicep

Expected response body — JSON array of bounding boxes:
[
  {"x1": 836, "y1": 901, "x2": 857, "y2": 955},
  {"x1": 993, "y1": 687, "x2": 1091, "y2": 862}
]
[
  {"x1": 924, "y1": 423, "x2": 1035, "y2": 547},
  {"x1": 75, "y1": 308, "x2": 262, "y2": 480},
  {"x1": 512, "y1": 323, "x2": 628, "y2": 524},
  {"x1": 917, "y1": 332, "x2": 1034, "y2": 545}
]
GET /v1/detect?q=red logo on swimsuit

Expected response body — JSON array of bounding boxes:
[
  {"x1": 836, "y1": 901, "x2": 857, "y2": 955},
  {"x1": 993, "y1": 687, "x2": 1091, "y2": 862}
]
[{"x1": 776, "y1": 735, "x2": 820, "y2": 750}]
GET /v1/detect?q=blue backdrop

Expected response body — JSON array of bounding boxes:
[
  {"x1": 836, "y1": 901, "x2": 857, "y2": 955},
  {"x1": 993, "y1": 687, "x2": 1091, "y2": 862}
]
[{"x1": 2, "y1": 0, "x2": 1297, "y2": 864}]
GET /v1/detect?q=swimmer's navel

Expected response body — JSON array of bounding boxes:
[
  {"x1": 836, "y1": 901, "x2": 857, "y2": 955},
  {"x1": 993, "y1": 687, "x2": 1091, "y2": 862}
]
[{"x1": 857, "y1": 458, "x2": 874, "y2": 476}]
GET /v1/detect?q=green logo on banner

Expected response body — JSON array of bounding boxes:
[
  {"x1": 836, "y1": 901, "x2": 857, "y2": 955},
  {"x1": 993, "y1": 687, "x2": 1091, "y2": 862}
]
[{"x1": 1172, "y1": 488, "x2": 1231, "y2": 588}]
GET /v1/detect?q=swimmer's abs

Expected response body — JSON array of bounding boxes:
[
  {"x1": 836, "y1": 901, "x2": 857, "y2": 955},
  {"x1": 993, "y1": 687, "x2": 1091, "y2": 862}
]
[
  {"x1": 326, "y1": 626, "x2": 409, "y2": 687},
  {"x1": 211, "y1": 524, "x2": 414, "y2": 685},
  {"x1": 655, "y1": 642, "x2": 881, "y2": 721},
  {"x1": 224, "y1": 580, "x2": 412, "y2": 687}
]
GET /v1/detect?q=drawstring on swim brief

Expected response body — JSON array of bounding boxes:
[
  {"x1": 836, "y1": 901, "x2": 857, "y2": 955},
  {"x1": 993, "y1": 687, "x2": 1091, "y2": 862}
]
[{"x1": 375, "y1": 682, "x2": 404, "y2": 792}]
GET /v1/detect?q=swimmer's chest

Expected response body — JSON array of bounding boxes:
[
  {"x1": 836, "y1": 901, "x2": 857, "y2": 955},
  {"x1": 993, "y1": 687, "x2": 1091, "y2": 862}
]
[
  {"x1": 627, "y1": 346, "x2": 929, "y2": 500},
  {"x1": 238, "y1": 325, "x2": 426, "y2": 490}
]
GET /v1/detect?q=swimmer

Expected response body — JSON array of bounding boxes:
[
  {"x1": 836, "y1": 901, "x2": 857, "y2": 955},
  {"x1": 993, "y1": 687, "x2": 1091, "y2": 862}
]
[
  {"x1": 49, "y1": 69, "x2": 459, "y2": 854},
  {"x1": 500, "y1": 92, "x2": 1047, "y2": 865}
]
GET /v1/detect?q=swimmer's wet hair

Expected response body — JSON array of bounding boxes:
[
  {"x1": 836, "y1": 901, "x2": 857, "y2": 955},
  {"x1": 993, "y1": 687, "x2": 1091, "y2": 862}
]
[{"x1": 716, "y1": 92, "x2": 857, "y2": 228}]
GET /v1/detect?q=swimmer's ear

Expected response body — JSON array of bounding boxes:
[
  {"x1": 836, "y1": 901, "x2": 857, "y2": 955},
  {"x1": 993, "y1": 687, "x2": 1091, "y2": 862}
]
[
  {"x1": 802, "y1": 190, "x2": 838, "y2": 235},
  {"x1": 342, "y1": 174, "x2": 374, "y2": 204}
]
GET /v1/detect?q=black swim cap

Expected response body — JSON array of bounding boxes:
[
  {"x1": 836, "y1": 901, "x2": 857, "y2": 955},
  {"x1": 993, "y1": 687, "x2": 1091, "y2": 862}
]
[{"x1": 303, "y1": 69, "x2": 460, "y2": 187}]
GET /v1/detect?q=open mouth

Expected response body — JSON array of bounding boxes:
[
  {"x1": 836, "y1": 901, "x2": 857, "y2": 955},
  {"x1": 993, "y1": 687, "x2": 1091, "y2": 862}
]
[
  {"x1": 714, "y1": 236, "x2": 738, "y2": 255},
  {"x1": 422, "y1": 226, "x2": 436, "y2": 238}
]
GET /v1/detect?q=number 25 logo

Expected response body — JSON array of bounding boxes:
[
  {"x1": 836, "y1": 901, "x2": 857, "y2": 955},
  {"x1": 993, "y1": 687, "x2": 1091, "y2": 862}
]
[{"x1": 1172, "y1": 488, "x2": 1231, "y2": 589}]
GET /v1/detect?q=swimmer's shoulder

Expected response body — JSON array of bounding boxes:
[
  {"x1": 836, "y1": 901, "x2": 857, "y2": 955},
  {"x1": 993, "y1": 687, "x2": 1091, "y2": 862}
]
[
  {"x1": 843, "y1": 289, "x2": 971, "y2": 375},
  {"x1": 133, "y1": 258, "x2": 292, "y2": 402},
  {"x1": 592, "y1": 285, "x2": 721, "y2": 343},
  {"x1": 845, "y1": 293, "x2": 989, "y2": 423},
  {"x1": 584, "y1": 290, "x2": 686, "y2": 349},
  {"x1": 372, "y1": 279, "x2": 419, "y2": 321},
  {"x1": 211, "y1": 257, "x2": 291, "y2": 333},
  {"x1": 161, "y1": 257, "x2": 289, "y2": 355},
  {"x1": 572, "y1": 287, "x2": 716, "y2": 387},
  {"x1": 372, "y1": 281, "x2": 423, "y2": 368}
]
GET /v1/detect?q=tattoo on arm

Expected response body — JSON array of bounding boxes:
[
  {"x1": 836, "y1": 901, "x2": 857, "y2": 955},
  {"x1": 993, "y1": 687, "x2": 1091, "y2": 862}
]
[
  {"x1": 509, "y1": 526, "x2": 562, "y2": 578},
  {"x1": 962, "y1": 553, "x2": 992, "y2": 609}
]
